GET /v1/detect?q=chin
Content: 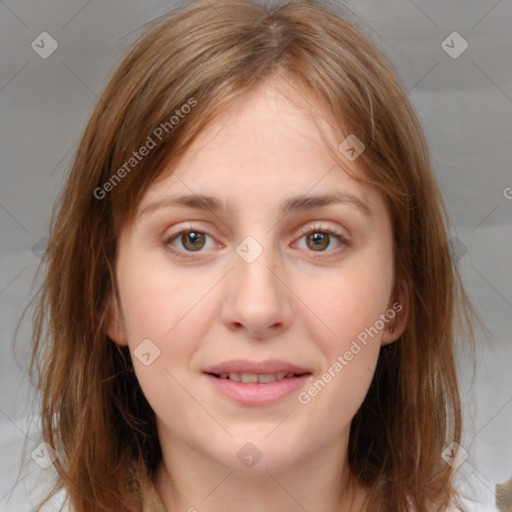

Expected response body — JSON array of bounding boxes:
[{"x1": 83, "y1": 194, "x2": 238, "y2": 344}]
[{"x1": 209, "y1": 429, "x2": 310, "y2": 474}]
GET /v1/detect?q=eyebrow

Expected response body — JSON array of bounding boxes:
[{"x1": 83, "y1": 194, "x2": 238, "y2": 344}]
[{"x1": 138, "y1": 191, "x2": 372, "y2": 218}]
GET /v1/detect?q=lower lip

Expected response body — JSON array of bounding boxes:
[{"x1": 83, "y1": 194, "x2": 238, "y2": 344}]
[{"x1": 204, "y1": 373, "x2": 311, "y2": 406}]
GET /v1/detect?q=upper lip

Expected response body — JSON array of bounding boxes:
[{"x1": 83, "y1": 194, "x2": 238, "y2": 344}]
[{"x1": 203, "y1": 359, "x2": 312, "y2": 375}]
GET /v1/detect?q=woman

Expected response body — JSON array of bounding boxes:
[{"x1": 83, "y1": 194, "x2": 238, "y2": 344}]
[{"x1": 29, "y1": 1, "x2": 477, "y2": 510}]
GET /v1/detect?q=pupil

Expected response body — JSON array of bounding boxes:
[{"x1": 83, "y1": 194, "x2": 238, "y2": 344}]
[
  {"x1": 183, "y1": 232, "x2": 204, "y2": 251},
  {"x1": 308, "y1": 232, "x2": 328, "y2": 251}
]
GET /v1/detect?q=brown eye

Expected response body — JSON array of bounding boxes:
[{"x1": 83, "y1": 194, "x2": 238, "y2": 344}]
[
  {"x1": 306, "y1": 232, "x2": 330, "y2": 251},
  {"x1": 294, "y1": 224, "x2": 349, "y2": 257},
  {"x1": 164, "y1": 225, "x2": 218, "y2": 258},
  {"x1": 180, "y1": 231, "x2": 206, "y2": 251}
]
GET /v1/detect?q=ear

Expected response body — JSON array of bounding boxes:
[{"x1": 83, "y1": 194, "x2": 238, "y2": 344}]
[
  {"x1": 106, "y1": 295, "x2": 129, "y2": 347},
  {"x1": 381, "y1": 278, "x2": 409, "y2": 346}
]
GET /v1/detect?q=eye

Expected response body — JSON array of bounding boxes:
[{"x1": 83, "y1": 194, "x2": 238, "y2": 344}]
[
  {"x1": 163, "y1": 222, "x2": 350, "y2": 259},
  {"x1": 163, "y1": 224, "x2": 219, "y2": 258},
  {"x1": 294, "y1": 223, "x2": 349, "y2": 256}
]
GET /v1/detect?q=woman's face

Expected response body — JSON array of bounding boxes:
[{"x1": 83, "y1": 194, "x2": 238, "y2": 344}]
[{"x1": 108, "y1": 76, "x2": 406, "y2": 473}]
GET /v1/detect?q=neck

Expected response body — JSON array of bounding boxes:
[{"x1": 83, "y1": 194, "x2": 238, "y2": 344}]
[{"x1": 153, "y1": 428, "x2": 367, "y2": 512}]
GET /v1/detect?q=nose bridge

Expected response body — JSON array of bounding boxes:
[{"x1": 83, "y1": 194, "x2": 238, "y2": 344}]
[
  {"x1": 233, "y1": 235, "x2": 281, "y2": 303},
  {"x1": 221, "y1": 234, "x2": 292, "y2": 337}
]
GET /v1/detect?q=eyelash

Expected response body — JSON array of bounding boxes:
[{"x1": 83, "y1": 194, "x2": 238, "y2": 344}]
[
  {"x1": 163, "y1": 223, "x2": 350, "y2": 259},
  {"x1": 163, "y1": 224, "x2": 218, "y2": 260},
  {"x1": 294, "y1": 224, "x2": 350, "y2": 257}
]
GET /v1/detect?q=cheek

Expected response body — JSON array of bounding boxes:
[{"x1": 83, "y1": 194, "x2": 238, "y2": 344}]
[
  {"x1": 293, "y1": 244, "x2": 393, "y2": 413},
  {"x1": 115, "y1": 256, "x2": 214, "y2": 429},
  {"x1": 114, "y1": 251, "x2": 216, "y2": 414},
  {"x1": 310, "y1": 350, "x2": 379, "y2": 432},
  {"x1": 296, "y1": 286, "x2": 384, "y2": 433},
  {"x1": 297, "y1": 250, "x2": 394, "y2": 350},
  {"x1": 116, "y1": 247, "x2": 213, "y2": 342}
]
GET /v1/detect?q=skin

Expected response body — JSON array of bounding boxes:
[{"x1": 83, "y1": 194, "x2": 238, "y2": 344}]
[{"x1": 107, "y1": 74, "x2": 408, "y2": 512}]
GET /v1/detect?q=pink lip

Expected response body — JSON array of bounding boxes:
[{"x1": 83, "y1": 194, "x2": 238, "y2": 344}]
[
  {"x1": 203, "y1": 359, "x2": 311, "y2": 375},
  {"x1": 203, "y1": 359, "x2": 312, "y2": 406}
]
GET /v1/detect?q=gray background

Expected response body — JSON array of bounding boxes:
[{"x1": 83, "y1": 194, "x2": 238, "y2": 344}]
[{"x1": 1, "y1": 0, "x2": 511, "y2": 510}]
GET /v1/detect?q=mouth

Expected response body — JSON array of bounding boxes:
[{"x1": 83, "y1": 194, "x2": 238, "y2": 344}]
[
  {"x1": 203, "y1": 360, "x2": 313, "y2": 406},
  {"x1": 207, "y1": 371, "x2": 310, "y2": 384}
]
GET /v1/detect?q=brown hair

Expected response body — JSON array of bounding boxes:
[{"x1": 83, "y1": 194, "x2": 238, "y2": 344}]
[{"x1": 26, "y1": 0, "x2": 477, "y2": 510}]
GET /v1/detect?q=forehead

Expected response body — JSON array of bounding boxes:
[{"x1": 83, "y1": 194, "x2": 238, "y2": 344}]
[{"x1": 138, "y1": 75, "x2": 372, "y2": 212}]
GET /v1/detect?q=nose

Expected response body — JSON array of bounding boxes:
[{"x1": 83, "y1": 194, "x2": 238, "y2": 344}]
[{"x1": 220, "y1": 247, "x2": 293, "y2": 340}]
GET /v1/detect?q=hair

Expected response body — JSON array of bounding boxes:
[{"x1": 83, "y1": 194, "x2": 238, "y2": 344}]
[{"x1": 25, "y1": 0, "x2": 478, "y2": 510}]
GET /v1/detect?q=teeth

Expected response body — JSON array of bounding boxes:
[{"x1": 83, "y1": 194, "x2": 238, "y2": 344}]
[
  {"x1": 241, "y1": 373, "x2": 259, "y2": 383},
  {"x1": 257, "y1": 374, "x2": 276, "y2": 384},
  {"x1": 219, "y1": 372, "x2": 298, "y2": 383}
]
